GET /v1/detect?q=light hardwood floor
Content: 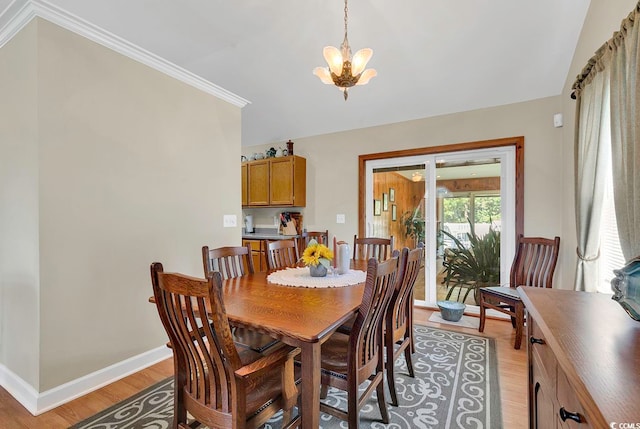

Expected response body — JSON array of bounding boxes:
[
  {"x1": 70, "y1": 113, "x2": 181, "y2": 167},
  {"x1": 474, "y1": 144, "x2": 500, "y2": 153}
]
[{"x1": 0, "y1": 307, "x2": 528, "y2": 428}]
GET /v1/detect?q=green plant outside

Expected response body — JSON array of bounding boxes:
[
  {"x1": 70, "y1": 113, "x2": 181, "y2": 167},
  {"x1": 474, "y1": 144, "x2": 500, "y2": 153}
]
[{"x1": 441, "y1": 220, "x2": 500, "y2": 305}]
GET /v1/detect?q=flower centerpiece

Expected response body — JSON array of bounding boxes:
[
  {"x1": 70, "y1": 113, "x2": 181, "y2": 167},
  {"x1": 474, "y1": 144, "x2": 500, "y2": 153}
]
[{"x1": 302, "y1": 239, "x2": 334, "y2": 277}]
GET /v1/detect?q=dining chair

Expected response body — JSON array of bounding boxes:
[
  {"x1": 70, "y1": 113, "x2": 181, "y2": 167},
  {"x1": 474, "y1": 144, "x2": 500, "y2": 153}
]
[
  {"x1": 150, "y1": 263, "x2": 300, "y2": 429},
  {"x1": 202, "y1": 245, "x2": 277, "y2": 353},
  {"x1": 318, "y1": 256, "x2": 399, "y2": 428},
  {"x1": 299, "y1": 230, "x2": 329, "y2": 252},
  {"x1": 385, "y1": 246, "x2": 424, "y2": 406},
  {"x1": 266, "y1": 239, "x2": 300, "y2": 270},
  {"x1": 352, "y1": 235, "x2": 394, "y2": 261},
  {"x1": 478, "y1": 234, "x2": 560, "y2": 349},
  {"x1": 202, "y1": 244, "x2": 254, "y2": 279}
]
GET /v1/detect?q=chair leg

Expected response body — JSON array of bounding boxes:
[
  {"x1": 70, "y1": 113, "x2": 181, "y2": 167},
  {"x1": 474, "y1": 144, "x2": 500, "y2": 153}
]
[
  {"x1": 514, "y1": 303, "x2": 525, "y2": 350},
  {"x1": 348, "y1": 384, "x2": 360, "y2": 429},
  {"x1": 409, "y1": 293, "x2": 415, "y2": 354},
  {"x1": 376, "y1": 377, "x2": 390, "y2": 424},
  {"x1": 386, "y1": 340, "x2": 398, "y2": 406},
  {"x1": 320, "y1": 383, "x2": 328, "y2": 399},
  {"x1": 478, "y1": 297, "x2": 486, "y2": 333},
  {"x1": 404, "y1": 341, "x2": 414, "y2": 378}
]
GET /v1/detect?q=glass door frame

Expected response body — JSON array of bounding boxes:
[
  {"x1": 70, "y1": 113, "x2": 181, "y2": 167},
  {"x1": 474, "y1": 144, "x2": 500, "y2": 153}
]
[{"x1": 358, "y1": 137, "x2": 524, "y2": 306}]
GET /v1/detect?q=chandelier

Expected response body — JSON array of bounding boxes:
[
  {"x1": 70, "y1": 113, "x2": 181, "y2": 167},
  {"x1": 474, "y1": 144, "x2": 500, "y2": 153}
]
[{"x1": 313, "y1": 0, "x2": 377, "y2": 100}]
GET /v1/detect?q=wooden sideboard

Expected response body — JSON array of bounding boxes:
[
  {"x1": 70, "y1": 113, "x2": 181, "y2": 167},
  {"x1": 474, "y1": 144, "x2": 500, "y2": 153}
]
[{"x1": 519, "y1": 287, "x2": 640, "y2": 428}]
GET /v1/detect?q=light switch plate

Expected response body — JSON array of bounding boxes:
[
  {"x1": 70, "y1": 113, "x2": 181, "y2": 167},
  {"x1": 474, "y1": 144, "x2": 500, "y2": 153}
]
[
  {"x1": 336, "y1": 214, "x2": 346, "y2": 224},
  {"x1": 223, "y1": 214, "x2": 237, "y2": 227}
]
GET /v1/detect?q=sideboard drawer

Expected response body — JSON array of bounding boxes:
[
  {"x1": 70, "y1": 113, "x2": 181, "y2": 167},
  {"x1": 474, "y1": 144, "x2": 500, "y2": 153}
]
[
  {"x1": 529, "y1": 318, "x2": 557, "y2": 388},
  {"x1": 557, "y1": 368, "x2": 591, "y2": 428}
]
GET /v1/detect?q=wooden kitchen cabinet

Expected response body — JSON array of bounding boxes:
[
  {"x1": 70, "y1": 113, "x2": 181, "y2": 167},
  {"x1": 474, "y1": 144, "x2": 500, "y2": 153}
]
[
  {"x1": 243, "y1": 156, "x2": 306, "y2": 207},
  {"x1": 247, "y1": 159, "x2": 270, "y2": 206},
  {"x1": 242, "y1": 239, "x2": 266, "y2": 272},
  {"x1": 520, "y1": 287, "x2": 640, "y2": 429},
  {"x1": 241, "y1": 164, "x2": 248, "y2": 206}
]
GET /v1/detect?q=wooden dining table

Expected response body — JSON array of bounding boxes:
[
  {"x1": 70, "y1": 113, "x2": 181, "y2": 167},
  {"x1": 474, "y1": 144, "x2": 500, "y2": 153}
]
[
  {"x1": 222, "y1": 263, "x2": 366, "y2": 428},
  {"x1": 149, "y1": 260, "x2": 369, "y2": 428}
]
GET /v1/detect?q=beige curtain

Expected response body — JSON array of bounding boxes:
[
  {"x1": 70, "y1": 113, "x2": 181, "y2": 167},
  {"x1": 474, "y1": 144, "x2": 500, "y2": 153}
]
[
  {"x1": 573, "y1": 68, "x2": 611, "y2": 292},
  {"x1": 571, "y1": 1, "x2": 640, "y2": 289},
  {"x1": 610, "y1": 7, "x2": 640, "y2": 261}
]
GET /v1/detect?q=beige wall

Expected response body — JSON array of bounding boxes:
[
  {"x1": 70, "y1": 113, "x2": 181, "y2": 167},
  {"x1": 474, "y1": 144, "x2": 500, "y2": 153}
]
[
  {"x1": 1, "y1": 19, "x2": 242, "y2": 392},
  {"x1": 0, "y1": 20, "x2": 40, "y2": 388},
  {"x1": 246, "y1": 0, "x2": 639, "y2": 293},
  {"x1": 558, "y1": 0, "x2": 637, "y2": 289},
  {"x1": 246, "y1": 96, "x2": 566, "y2": 278}
]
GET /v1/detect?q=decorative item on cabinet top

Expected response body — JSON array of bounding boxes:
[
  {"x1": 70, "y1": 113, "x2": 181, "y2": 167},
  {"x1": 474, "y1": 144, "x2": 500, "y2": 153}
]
[{"x1": 611, "y1": 256, "x2": 640, "y2": 321}]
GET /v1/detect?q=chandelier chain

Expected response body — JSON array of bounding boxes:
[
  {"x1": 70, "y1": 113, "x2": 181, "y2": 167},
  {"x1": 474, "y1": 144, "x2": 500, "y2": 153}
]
[{"x1": 343, "y1": 0, "x2": 348, "y2": 41}]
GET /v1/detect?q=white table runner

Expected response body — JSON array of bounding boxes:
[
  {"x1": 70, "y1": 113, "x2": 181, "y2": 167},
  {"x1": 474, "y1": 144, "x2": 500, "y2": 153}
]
[{"x1": 267, "y1": 267, "x2": 366, "y2": 288}]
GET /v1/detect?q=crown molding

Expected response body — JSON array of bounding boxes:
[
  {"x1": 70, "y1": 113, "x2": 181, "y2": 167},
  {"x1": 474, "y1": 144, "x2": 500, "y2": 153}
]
[{"x1": 0, "y1": 0, "x2": 250, "y2": 108}]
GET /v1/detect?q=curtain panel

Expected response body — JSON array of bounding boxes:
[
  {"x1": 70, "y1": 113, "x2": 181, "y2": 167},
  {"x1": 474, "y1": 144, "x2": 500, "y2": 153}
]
[
  {"x1": 571, "y1": 1, "x2": 640, "y2": 290},
  {"x1": 610, "y1": 6, "x2": 640, "y2": 261},
  {"x1": 574, "y1": 71, "x2": 611, "y2": 292}
]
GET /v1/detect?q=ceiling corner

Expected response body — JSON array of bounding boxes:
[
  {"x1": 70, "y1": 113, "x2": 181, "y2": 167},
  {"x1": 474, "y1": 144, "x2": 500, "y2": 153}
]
[{"x1": 0, "y1": 0, "x2": 250, "y2": 108}]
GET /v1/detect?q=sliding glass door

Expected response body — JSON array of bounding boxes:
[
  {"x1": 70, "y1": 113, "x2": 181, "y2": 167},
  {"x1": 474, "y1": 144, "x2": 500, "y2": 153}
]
[{"x1": 365, "y1": 146, "x2": 516, "y2": 308}]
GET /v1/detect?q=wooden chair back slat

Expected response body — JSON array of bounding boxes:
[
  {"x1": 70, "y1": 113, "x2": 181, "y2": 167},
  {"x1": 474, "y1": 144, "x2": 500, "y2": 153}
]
[
  {"x1": 299, "y1": 230, "x2": 329, "y2": 253},
  {"x1": 353, "y1": 235, "x2": 394, "y2": 262},
  {"x1": 150, "y1": 264, "x2": 240, "y2": 417},
  {"x1": 202, "y1": 245, "x2": 254, "y2": 279},
  {"x1": 266, "y1": 239, "x2": 300, "y2": 270},
  {"x1": 390, "y1": 247, "x2": 423, "y2": 333},
  {"x1": 350, "y1": 257, "x2": 398, "y2": 378},
  {"x1": 509, "y1": 235, "x2": 560, "y2": 289}
]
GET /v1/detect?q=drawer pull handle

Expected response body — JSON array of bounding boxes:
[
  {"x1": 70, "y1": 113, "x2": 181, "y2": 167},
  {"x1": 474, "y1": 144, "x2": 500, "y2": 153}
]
[
  {"x1": 530, "y1": 336, "x2": 545, "y2": 345},
  {"x1": 559, "y1": 407, "x2": 582, "y2": 423}
]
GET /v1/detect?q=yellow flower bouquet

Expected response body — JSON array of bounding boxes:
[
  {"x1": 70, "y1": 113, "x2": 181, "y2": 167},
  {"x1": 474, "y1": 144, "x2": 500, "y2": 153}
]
[{"x1": 302, "y1": 239, "x2": 334, "y2": 277}]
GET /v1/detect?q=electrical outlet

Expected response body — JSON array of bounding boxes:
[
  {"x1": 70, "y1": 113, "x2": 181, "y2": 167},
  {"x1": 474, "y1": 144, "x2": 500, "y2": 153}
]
[
  {"x1": 223, "y1": 215, "x2": 237, "y2": 227},
  {"x1": 336, "y1": 214, "x2": 346, "y2": 224}
]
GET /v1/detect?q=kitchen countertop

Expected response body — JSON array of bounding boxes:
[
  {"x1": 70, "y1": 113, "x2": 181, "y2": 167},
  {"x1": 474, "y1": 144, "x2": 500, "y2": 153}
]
[
  {"x1": 242, "y1": 228, "x2": 299, "y2": 240},
  {"x1": 242, "y1": 232, "x2": 299, "y2": 240}
]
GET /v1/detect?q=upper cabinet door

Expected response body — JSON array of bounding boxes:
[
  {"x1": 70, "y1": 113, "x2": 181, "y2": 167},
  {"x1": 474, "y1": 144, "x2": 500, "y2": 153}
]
[
  {"x1": 247, "y1": 160, "x2": 270, "y2": 206},
  {"x1": 241, "y1": 164, "x2": 248, "y2": 206},
  {"x1": 270, "y1": 157, "x2": 295, "y2": 205},
  {"x1": 270, "y1": 156, "x2": 306, "y2": 207}
]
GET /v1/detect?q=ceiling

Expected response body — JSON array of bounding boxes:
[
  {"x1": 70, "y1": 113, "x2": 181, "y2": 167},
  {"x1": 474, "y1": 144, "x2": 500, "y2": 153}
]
[
  {"x1": 0, "y1": 0, "x2": 591, "y2": 147},
  {"x1": 379, "y1": 159, "x2": 501, "y2": 182}
]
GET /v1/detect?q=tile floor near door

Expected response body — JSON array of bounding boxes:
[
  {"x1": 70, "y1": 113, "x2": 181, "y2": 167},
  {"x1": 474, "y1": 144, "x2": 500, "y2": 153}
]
[{"x1": 0, "y1": 308, "x2": 528, "y2": 429}]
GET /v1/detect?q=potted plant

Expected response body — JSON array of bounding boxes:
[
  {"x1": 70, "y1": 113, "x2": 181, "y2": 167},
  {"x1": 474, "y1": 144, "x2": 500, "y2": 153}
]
[
  {"x1": 441, "y1": 220, "x2": 500, "y2": 305},
  {"x1": 401, "y1": 206, "x2": 425, "y2": 246}
]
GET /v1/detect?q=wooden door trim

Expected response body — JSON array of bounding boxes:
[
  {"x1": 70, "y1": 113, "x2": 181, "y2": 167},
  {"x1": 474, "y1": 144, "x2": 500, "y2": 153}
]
[{"x1": 358, "y1": 136, "x2": 524, "y2": 240}]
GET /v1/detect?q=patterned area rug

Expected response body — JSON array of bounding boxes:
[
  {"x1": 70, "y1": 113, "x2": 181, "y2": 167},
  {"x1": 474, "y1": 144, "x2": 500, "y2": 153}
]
[{"x1": 70, "y1": 325, "x2": 502, "y2": 429}]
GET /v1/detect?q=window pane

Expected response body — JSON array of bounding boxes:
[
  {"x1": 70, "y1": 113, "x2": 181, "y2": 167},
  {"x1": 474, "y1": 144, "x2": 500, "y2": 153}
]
[
  {"x1": 474, "y1": 196, "x2": 501, "y2": 223},
  {"x1": 599, "y1": 168, "x2": 625, "y2": 294},
  {"x1": 442, "y1": 197, "x2": 471, "y2": 248}
]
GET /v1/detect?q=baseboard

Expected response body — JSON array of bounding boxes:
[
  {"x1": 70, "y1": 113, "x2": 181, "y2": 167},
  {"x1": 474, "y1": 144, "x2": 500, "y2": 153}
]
[{"x1": 0, "y1": 346, "x2": 172, "y2": 416}]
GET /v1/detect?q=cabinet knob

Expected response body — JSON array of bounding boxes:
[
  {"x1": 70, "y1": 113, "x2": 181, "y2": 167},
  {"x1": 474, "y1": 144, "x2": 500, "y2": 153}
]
[
  {"x1": 559, "y1": 407, "x2": 582, "y2": 423},
  {"x1": 529, "y1": 336, "x2": 545, "y2": 345}
]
